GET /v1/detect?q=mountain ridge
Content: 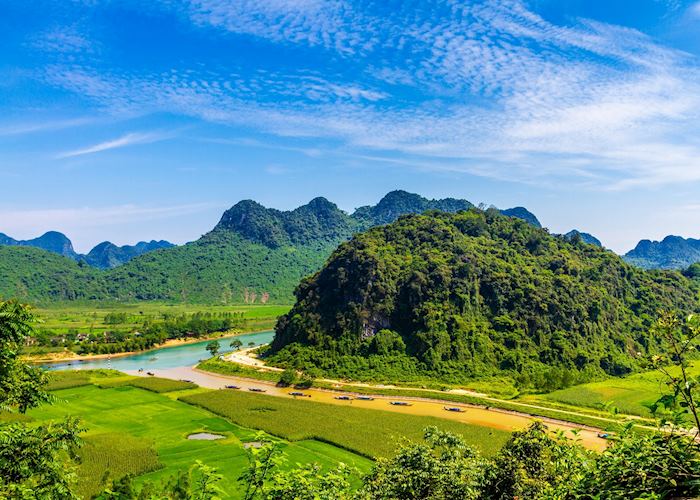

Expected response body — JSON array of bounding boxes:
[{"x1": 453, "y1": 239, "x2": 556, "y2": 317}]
[
  {"x1": 624, "y1": 235, "x2": 700, "y2": 270},
  {"x1": 0, "y1": 191, "x2": 545, "y2": 303}
]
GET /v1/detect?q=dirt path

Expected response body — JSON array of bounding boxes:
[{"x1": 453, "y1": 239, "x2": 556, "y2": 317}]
[
  {"x1": 128, "y1": 365, "x2": 609, "y2": 451},
  {"x1": 224, "y1": 345, "x2": 639, "y2": 427}
]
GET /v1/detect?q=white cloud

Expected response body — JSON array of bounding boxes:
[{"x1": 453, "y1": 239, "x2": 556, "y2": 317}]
[
  {"x1": 55, "y1": 132, "x2": 169, "y2": 159},
  {"x1": 0, "y1": 117, "x2": 94, "y2": 136},
  {"x1": 43, "y1": 0, "x2": 700, "y2": 190},
  {"x1": 32, "y1": 27, "x2": 93, "y2": 53}
]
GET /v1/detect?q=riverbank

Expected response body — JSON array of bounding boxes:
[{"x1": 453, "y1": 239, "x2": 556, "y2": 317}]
[{"x1": 25, "y1": 328, "x2": 272, "y2": 364}]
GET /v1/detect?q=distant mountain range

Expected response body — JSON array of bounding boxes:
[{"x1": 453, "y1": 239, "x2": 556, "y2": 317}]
[
  {"x1": 0, "y1": 231, "x2": 79, "y2": 259},
  {"x1": 2, "y1": 190, "x2": 699, "y2": 304},
  {"x1": 0, "y1": 231, "x2": 173, "y2": 269},
  {"x1": 0, "y1": 191, "x2": 542, "y2": 303},
  {"x1": 83, "y1": 240, "x2": 175, "y2": 269},
  {"x1": 623, "y1": 236, "x2": 700, "y2": 270}
]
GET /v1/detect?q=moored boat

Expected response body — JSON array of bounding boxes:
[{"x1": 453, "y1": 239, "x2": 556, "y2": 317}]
[{"x1": 443, "y1": 406, "x2": 465, "y2": 413}]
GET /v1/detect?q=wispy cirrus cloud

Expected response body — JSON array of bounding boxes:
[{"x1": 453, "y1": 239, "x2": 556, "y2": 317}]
[
  {"x1": 0, "y1": 117, "x2": 94, "y2": 136},
  {"x1": 55, "y1": 131, "x2": 170, "y2": 159},
  {"x1": 40, "y1": 0, "x2": 700, "y2": 190}
]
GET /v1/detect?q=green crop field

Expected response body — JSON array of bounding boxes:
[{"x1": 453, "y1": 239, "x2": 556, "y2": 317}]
[
  {"x1": 95, "y1": 376, "x2": 197, "y2": 393},
  {"x1": 32, "y1": 302, "x2": 289, "y2": 336},
  {"x1": 533, "y1": 361, "x2": 700, "y2": 418},
  {"x1": 27, "y1": 383, "x2": 371, "y2": 498},
  {"x1": 181, "y1": 390, "x2": 511, "y2": 459}
]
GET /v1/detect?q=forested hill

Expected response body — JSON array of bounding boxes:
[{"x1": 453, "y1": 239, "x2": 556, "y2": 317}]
[
  {"x1": 269, "y1": 209, "x2": 699, "y2": 385},
  {"x1": 0, "y1": 191, "x2": 542, "y2": 304}
]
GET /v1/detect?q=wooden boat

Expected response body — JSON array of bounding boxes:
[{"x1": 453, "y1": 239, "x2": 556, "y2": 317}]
[
  {"x1": 389, "y1": 401, "x2": 412, "y2": 406},
  {"x1": 224, "y1": 385, "x2": 240, "y2": 390},
  {"x1": 146, "y1": 372, "x2": 155, "y2": 376},
  {"x1": 356, "y1": 396, "x2": 374, "y2": 401},
  {"x1": 249, "y1": 388, "x2": 266, "y2": 393},
  {"x1": 443, "y1": 406, "x2": 466, "y2": 413},
  {"x1": 334, "y1": 395, "x2": 353, "y2": 400},
  {"x1": 289, "y1": 392, "x2": 309, "y2": 397}
]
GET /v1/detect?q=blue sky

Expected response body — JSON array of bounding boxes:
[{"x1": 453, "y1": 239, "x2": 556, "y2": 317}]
[{"x1": 1, "y1": 0, "x2": 700, "y2": 253}]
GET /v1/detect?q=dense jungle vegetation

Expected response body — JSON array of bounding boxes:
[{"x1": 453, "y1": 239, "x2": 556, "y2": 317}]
[{"x1": 270, "y1": 208, "x2": 700, "y2": 389}]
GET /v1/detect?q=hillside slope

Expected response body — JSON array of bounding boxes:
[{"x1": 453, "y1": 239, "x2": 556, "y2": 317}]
[
  {"x1": 269, "y1": 209, "x2": 698, "y2": 385},
  {"x1": 0, "y1": 246, "x2": 107, "y2": 301}
]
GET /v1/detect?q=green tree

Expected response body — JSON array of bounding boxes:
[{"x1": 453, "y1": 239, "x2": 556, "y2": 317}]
[
  {"x1": 481, "y1": 421, "x2": 588, "y2": 499},
  {"x1": 239, "y1": 433, "x2": 284, "y2": 500},
  {"x1": 0, "y1": 299, "x2": 84, "y2": 498},
  {"x1": 266, "y1": 463, "x2": 354, "y2": 500},
  {"x1": 649, "y1": 311, "x2": 700, "y2": 435},
  {"x1": 576, "y1": 424, "x2": 700, "y2": 499},
  {"x1": 362, "y1": 426, "x2": 485, "y2": 499},
  {"x1": 230, "y1": 338, "x2": 243, "y2": 350},
  {"x1": 277, "y1": 368, "x2": 297, "y2": 387},
  {"x1": 206, "y1": 340, "x2": 221, "y2": 358}
]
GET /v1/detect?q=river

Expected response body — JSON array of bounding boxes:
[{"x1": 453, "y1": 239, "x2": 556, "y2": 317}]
[{"x1": 42, "y1": 330, "x2": 275, "y2": 371}]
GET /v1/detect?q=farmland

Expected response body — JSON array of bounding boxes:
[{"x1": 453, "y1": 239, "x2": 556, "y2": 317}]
[
  {"x1": 530, "y1": 360, "x2": 700, "y2": 418},
  {"x1": 181, "y1": 389, "x2": 511, "y2": 458},
  {"x1": 28, "y1": 381, "x2": 372, "y2": 498},
  {"x1": 33, "y1": 302, "x2": 289, "y2": 336}
]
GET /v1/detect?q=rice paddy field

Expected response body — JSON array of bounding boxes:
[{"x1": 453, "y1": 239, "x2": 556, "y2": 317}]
[
  {"x1": 28, "y1": 370, "x2": 514, "y2": 497},
  {"x1": 28, "y1": 381, "x2": 371, "y2": 498},
  {"x1": 181, "y1": 390, "x2": 511, "y2": 458}
]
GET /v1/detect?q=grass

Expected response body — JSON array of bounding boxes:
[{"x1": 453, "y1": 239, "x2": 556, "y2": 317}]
[
  {"x1": 181, "y1": 389, "x2": 511, "y2": 459},
  {"x1": 533, "y1": 361, "x2": 700, "y2": 419},
  {"x1": 196, "y1": 358, "x2": 282, "y2": 383},
  {"x1": 99, "y1": 376, "x2": 198, "y2": 393},
  {"x1": 26, "y1": 384, "x2": 372, "y2": 498},
  {"x1": 46, "y1": 370, "x2": 93, "y2": 391},
  {"x1": 195, "y1": 359, "x2": 631, "y2": 432}
]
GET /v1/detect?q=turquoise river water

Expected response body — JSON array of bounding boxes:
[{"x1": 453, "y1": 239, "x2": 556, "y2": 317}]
[{"x1": 42, "y1": 330, "x2": 274, "y2": 371}]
